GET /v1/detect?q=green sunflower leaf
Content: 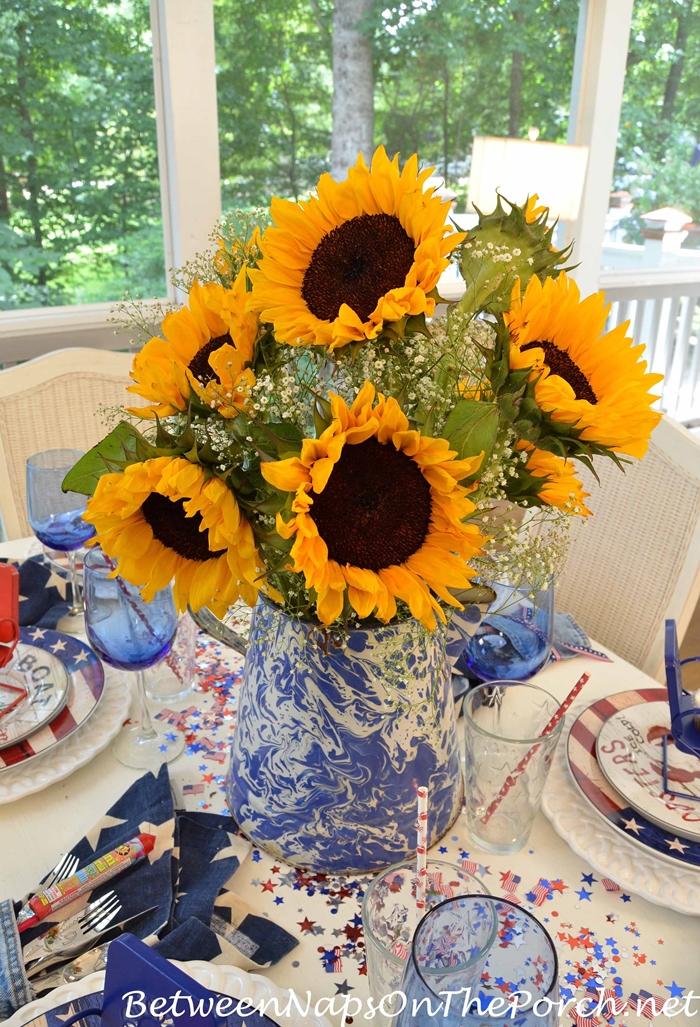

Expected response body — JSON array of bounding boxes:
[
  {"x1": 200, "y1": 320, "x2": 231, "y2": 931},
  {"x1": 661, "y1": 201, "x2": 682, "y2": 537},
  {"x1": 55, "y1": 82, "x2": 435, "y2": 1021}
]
[
  {"x1": 405, "y1": 312, "x2": 430, "y2": 338},
  {"x1": 443, "y1": 399, "x2": 499, "y2": 480},
  {"x1": 489, "y1": 357, "x2": 510, "y2": 395},
  {"x1": 61, "y1": 421, "x2": 162, "y2": 496},
  {"x1": 518, "y1": 396, "x2": 542, "y2": 422},
  {"x1": 497, "y1": 395, "x2": 521, "y2": 422},
  {"x1": 230, "y1": 417, "x2": 303, "y2": 458}
]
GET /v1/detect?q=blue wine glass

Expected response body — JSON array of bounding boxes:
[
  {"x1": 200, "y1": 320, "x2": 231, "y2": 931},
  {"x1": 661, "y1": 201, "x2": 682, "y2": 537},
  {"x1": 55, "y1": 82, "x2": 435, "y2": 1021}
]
[
  {"x1": 83, "y1": 546, "x2": 184, "y2": 769},
  {"x1": 26, "y1": 449, "x2": 96, "y2": 617},
  {"x1": 462, "y1": 578, "x2": 555, "y2": 681}
]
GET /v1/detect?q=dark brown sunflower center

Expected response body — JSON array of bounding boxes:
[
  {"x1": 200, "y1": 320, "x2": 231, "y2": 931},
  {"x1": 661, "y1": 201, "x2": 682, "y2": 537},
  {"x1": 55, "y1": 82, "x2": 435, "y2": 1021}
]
[
  {"x1": 521, "y1": 339, "x2": 597, "y2": 404},
  {"x1": 141, "y1": 492, "x2": 225, "y2": 563},
  {"x1": 309, "y1": 436, "x2": 432, "y2": 572},
  {"x1": 301, "y1": 213, "x2": 416, "y2": 324},
  {"x1": 188, "y1": 333, "x2": 232, "y2": 385}
]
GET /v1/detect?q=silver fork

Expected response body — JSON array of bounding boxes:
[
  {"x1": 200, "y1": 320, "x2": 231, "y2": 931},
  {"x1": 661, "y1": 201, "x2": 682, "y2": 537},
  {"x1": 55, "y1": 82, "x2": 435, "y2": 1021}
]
[
  {"x1": 29, "y1": 903, "x2": 160, "y2": 991},
  {"x1": 32, "y1": 853, "x2": 80, "y2": 895},
  {"x1": 24, "y1": 891, "x2": 121, "y2": 972}
]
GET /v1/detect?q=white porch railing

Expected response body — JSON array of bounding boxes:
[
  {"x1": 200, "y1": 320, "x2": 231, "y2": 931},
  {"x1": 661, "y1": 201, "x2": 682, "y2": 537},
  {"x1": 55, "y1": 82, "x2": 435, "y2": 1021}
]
[{"x1": 600, "y1": 268, "x2": 700, "y2": 423}]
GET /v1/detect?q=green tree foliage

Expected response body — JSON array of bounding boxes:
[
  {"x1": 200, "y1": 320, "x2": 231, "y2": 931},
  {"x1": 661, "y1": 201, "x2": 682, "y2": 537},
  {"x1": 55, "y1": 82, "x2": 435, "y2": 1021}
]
[
  {"x1": 4, "y1": 0, "x2": 700, "y2": 310},
  {"x1": 616, "y1": 0, "x2": 700, "y2": 227},
  {"x1": 214, "y1": 0, "x2": 579, "y2": 209},
  {"x1": 372, "y1": 0, "x2": 579, "y2": 186},
  {"x1": 0, "y1": 0, "x2": 165, "y2": 309},
  {"x1": 214, "y1": 0, "x2": 332, "y2": 208}
]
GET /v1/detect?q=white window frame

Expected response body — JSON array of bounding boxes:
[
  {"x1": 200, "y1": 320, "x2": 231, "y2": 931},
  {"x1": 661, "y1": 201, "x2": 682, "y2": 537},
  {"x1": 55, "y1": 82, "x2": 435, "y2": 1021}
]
[
  {"x1": 566, "y1": 0, "x2": 634, "y2": 296},
  {"x1": 0, "y1": 0, "x2": 633, "y2": 362}
]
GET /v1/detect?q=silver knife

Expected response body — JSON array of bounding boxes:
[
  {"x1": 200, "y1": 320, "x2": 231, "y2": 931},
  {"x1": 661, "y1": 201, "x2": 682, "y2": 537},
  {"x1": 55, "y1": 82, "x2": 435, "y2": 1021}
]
[{"x1": 31, "y1": 942, "x2": 110, "y2": 993}]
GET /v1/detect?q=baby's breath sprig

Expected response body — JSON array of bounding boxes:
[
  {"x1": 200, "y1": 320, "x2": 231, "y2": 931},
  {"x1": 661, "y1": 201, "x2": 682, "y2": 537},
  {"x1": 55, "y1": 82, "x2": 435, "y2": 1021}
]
[
  {"x1": 471, "y1": 503, "x2": 572, "y2": 602},
  {"x1": 107, "y1": 295, "x2": 173, "y2": 349}
]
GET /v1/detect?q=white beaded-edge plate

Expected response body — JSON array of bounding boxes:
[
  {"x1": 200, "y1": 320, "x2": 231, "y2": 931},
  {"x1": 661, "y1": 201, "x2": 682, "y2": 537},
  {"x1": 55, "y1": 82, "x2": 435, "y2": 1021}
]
[
  {"x1": 6, "y1": 960, "x2": 332, "y2": 1027},
  {"x1": 542, "y1": 696, "x2": 700, "y2": 916},
  {"x1": 0, "y1": 665, "x2": 129, "y2": 804}
]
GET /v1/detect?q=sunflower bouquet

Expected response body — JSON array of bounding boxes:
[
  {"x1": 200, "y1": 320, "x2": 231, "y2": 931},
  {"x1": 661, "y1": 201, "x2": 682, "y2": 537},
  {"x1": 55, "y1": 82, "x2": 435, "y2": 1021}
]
[{"x1": 65, "y1": 147, "x2": 663, "y2": 636}]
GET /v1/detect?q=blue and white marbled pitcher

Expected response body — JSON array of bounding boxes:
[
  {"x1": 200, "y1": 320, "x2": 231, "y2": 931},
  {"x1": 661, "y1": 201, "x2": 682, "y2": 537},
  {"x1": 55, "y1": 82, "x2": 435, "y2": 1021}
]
[{"x1": 226, "y1": 598, "x2": 469, "y2": 874}]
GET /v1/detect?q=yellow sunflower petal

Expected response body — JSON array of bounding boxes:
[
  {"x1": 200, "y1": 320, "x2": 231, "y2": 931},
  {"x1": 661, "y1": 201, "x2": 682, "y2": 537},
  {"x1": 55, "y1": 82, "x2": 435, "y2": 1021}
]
[
  {"x1": 251, "y1": 147, "x2": 462, "y2": 348},
  {"x1": 505, "y1": 271, "x2": 661, "y2": 456},
  {"x1": 84, "y1": 456, "x2": 265, "y2": 612},
  {"x1": 261, "y1": 458, "x2": 311, "y2": 492},
  {"x1": 263, "y1": 384, "x2": 485, "y2": 629}
]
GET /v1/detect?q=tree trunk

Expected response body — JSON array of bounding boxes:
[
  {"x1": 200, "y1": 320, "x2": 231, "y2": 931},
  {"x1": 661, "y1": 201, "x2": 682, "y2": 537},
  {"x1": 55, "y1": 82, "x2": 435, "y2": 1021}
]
[
  {"x1": 331, "y1": 0, "x2": 374, "y2": 180},
  {"x1": 508, "y1": 9, "x2": 525, "y2": 138},
  {"x1": 442, "y1": 60, "x2": 450, "y2": 184},
  {"x1": 15, "y1": 27, "x2": 45, "y2": 282},
  {"x1": 0, "y1": 156, "x2": 9, "y2": 221},
  {"x1": 661, "y1": 0, "x2": 692, "y2": 125}
]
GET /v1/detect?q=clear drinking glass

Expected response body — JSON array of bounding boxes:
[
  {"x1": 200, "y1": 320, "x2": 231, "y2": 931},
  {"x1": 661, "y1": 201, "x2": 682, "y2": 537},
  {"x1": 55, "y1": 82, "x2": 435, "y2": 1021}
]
[
  {"x1": 26, "y1": 450, "x2": 96, "y2": 616},
  {"x1": 396, "y1": 896, "x2": 559, "y2": 1027},
  {"x1": 83, "y1": 546, "x2": 184, "y2": 769},
  {"x1": 462, "y1": 681, "x2": 563, "y2": 854},
  {"x1": 145, "y1": 613, "x2": 197, "y2": 703},
  {"x1": 461, "y1": 578, "x2": 554, "y2": 681},
  {"x1": 362, "y1": 860, "x2": 489, "y2": 1027}
]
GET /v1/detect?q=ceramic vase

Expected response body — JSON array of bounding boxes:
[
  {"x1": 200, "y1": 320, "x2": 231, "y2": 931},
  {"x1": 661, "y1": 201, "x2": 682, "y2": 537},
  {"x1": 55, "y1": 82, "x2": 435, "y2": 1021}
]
[{"x1": 226, "y1": 598, "x2": 470, "y2": 874}]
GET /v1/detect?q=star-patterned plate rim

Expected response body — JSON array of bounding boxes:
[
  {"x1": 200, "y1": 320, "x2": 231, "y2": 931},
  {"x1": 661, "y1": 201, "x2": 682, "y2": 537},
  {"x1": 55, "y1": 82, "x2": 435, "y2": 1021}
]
[
  {"x1": 564, "y1": 687, "x2": 700, "y2": 873},
  {"x1": 6, "y1": 960, "x2": 333, "y2": 1027},
  {"x1": 542, "y1": 695, "x2": 700, "y2": 916},
  {"x1": 0, "y1": 663, "x2": 128, "y2": 805},
  {"x1": 0, "y1": 628, "x2": 105, "y2": 773},
  {"x1": 0, "y1": 642, "x2": 70, "y2": 750},
  {"x1": 596, "y1": 700, "x2": 700, "y2": 843}
]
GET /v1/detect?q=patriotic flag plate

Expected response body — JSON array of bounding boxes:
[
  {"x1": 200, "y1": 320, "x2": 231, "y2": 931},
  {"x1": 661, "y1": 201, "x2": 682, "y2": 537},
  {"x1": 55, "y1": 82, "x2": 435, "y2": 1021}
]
[
  {"x1": 0, "y1": 628, "x2": 104, "y2": 771},
  {"x1": 566, "y1": 688, "x2": 700, "y2": 871}
]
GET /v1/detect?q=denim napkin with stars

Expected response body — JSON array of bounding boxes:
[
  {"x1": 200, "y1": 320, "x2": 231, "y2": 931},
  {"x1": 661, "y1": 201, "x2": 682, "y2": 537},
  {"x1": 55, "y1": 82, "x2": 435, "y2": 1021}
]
[
  {"x1": 1, "y1": 765, "x2": 297, "y2": 1016},
  {"x1": 0, "y1": 555, "x2": 75, "y2": 628}
]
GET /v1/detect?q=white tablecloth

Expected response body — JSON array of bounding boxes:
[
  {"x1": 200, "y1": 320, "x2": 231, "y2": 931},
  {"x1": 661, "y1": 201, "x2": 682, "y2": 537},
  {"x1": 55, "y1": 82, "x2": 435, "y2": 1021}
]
[{"x1": 1, "y1": 537, "x2": 698, "y2": 1023}]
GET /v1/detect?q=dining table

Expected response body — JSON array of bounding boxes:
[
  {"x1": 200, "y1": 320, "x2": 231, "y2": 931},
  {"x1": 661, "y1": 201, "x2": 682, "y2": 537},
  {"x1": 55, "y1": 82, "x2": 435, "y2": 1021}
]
[{"x1": 1, "y1": 534, "x2": 699, "y2": 1024}]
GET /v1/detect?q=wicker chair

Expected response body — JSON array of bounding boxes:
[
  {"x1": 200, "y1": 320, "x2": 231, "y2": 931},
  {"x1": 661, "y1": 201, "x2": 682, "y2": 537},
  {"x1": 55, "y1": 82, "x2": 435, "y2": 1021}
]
[
  {"x1": 556, "y1": 415, "x2": 700, "y2": 679},
  {"x1": 0, "y1": 348, "x2": 139, "y2": 540}
]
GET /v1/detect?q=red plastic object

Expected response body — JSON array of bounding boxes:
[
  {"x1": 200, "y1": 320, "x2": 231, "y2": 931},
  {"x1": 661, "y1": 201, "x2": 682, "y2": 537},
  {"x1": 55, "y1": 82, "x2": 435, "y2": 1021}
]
[{"x1": 0, "y1": 564, "x2": 19, "y2": 669}]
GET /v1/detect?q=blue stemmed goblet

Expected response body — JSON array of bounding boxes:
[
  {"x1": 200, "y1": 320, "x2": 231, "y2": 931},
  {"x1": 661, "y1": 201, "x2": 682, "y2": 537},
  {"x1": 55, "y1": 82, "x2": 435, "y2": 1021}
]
[
  {"x1": 26, "y1": 449, "x2": 96, "y2": 616},
  {"x1": 462, "y1": 578, "x2": 554, "y2": 681},
  {"x1": 83, "y1": 546, "x2": 184, "y2": 769}
]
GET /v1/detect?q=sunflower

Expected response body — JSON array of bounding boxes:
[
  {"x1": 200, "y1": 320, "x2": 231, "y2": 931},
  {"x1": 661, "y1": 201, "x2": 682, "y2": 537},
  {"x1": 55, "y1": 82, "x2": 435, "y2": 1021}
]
[
  {"x1": 248, "y1": 147, "x2": 464, "y2": 351},
  {"x1": 83, "y1": 457, "x2": 262, "y2": 614},
  {"x1": 505, "y1": 272, "x2": 663, "y2": 458},
  {"x1": 517, "y1": 442, "x2": 590, "y2": 516},
  {"x1": 260, "y1": 382, "x2": 485, "y2": 630},
  {"x1": 126, "y1": 268, "x2": 257, "y2": 419}
]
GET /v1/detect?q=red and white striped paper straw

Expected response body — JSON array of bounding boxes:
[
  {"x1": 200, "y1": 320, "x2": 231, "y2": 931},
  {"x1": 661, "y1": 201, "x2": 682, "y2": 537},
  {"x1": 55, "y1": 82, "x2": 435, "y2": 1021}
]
[
  {"x1": 415, "y1": 786, "x2": 429, "y2": 914},
  {"x1": 480, "y1": 672, "x2": 590, "y2": 825}
]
